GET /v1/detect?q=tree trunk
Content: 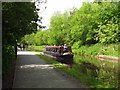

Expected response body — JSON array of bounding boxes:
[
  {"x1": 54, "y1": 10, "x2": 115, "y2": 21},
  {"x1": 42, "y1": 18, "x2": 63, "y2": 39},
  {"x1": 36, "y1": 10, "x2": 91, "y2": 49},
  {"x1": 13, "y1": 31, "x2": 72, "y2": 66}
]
[{"x1": 15, "y1": 42, "x2": 17, "y2": 58}]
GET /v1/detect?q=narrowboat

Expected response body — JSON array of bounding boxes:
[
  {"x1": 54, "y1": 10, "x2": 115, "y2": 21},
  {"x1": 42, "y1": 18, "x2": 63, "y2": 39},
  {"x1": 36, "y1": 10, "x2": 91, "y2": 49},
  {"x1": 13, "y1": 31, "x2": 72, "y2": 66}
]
[{"x1": 43, "y1": 46, "x2": 74, "y2": 64}]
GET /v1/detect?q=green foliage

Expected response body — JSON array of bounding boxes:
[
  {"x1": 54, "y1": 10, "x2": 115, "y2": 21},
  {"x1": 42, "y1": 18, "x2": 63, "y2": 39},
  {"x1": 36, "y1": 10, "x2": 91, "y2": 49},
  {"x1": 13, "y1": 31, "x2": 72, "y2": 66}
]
[
  {"x1": 27, "y1": 45, "x2": 44, "y2": 52},
  {"x1": 2, "y1": 45, "x2": 16, "y2": 76},
  {"x1": 22, "y1": 30, "x2": 49, "y2": 45},
  {"x1": 98, "y1": 22, "x2": 119, "y2": 44},
  {"x1": 72, "y1": 41, "x2": 82, "y2": 49},
  {"x1": 3, "y1": 2, "x2": 38, "y2": 44},
  {"x1": 2, "y1": 2, "x2": 39, "y2": 77},
  {"x1": 73, "y1": 43, "x2": 118, "y2": 57},
  {"x1": 49, "y1": 12, "x2": 65, "y2": 45},
  {"x1": 23, "y1": 2, "x2": 119, "y2": 47}
]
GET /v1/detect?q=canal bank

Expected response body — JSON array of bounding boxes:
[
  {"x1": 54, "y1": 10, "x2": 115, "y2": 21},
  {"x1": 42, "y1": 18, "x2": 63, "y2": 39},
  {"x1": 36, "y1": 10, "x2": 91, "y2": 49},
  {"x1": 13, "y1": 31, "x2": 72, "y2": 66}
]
[{"x1": 37, "y1": 52, "x2": 118, "y2": 88}]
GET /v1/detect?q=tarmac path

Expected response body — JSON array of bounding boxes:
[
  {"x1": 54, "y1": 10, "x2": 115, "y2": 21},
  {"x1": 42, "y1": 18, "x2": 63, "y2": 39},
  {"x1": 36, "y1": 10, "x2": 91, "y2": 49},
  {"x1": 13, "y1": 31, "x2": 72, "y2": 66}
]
[{"x1": 13, "y1": 51, "x2": 88, "y2": 88}]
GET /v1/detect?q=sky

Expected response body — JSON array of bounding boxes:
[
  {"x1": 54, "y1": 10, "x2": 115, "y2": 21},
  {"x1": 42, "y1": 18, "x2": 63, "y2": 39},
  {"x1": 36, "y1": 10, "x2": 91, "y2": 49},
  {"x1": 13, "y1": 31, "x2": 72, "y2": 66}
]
[{"x1": 37, "y1": 0, "x2": 94, "y2": 30}]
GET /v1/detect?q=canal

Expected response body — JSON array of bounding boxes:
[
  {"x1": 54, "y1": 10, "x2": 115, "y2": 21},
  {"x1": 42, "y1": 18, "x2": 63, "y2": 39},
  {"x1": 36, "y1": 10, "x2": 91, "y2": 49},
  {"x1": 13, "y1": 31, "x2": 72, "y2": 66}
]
[{"x1": 72, "y1": 54, "x2": 119, "y2": 88}]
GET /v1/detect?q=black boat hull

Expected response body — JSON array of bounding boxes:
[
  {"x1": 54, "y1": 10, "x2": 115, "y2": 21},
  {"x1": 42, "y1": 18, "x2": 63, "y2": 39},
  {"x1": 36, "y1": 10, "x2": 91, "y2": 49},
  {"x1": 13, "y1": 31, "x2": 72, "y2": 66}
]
[{"x1": 44, "y1": 51, "x2": 73, "y2": 64}]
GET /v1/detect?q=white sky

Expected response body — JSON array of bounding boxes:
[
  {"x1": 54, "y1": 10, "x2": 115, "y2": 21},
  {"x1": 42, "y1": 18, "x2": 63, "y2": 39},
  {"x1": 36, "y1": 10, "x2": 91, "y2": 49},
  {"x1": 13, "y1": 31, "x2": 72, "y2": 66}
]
[{"x1": 37, "y1": 0, "x2": 94, "y2": 29}]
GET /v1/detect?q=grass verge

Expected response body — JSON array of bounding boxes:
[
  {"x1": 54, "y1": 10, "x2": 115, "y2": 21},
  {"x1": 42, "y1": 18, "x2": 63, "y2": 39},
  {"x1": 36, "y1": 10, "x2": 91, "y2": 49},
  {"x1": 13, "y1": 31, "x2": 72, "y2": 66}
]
[{"x1": 27, "y1": 45, "x2": 44, "y2": 52}]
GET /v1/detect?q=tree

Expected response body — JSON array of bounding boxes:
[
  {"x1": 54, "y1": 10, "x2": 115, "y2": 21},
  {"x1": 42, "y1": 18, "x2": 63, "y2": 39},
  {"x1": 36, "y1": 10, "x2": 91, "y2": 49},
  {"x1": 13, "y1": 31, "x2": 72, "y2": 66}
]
[
  {"x1": 48, "y1": 2, "x2": 119, "y2": 47},
  {"x1": 2, "y1": 2, "x2": 39, "y2": 57},
  {"x1": 49, "y1": 11, "x2": 64, "y2": 45},
  {"x1": 2, "y1": 2, "x2": 38, "y2": 45},
  {"x1": 2, "y1": 2, "x2": 39, "y2": 88}
]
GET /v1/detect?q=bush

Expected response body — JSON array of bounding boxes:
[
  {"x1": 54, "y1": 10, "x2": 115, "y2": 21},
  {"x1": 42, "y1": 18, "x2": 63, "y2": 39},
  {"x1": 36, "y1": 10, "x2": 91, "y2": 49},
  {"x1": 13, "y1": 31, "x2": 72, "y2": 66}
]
[
  {"x1": 72, "y1": 41, "x2": 83, "y2": 49},
  {"x1": 72, "y1": 43, "x2": 118, "y2": 57}
]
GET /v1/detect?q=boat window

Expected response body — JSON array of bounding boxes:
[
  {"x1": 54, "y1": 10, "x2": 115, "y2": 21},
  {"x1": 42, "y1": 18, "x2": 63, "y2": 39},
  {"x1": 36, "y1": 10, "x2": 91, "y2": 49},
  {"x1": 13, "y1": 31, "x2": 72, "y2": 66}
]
[
  {"x1": 55, "y1": 48, "x2": 57, "y2": 52},
  {"x1": 52, "y1": 49, "x2": 55, "y2": 52}
]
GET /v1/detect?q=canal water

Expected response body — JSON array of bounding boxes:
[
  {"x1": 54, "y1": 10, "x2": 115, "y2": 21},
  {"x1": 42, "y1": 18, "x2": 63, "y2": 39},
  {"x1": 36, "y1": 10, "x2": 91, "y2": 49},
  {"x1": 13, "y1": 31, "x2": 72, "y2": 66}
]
[{"x1": 73, "y1": 54, "x2": 119, "y2": 88}]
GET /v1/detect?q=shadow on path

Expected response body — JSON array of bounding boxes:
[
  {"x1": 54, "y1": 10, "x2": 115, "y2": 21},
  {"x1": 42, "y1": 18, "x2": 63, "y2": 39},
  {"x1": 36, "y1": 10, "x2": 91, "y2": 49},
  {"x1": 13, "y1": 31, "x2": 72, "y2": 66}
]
[{"x1": 13, "y1": 51, "x2": 88, "y2": 88}]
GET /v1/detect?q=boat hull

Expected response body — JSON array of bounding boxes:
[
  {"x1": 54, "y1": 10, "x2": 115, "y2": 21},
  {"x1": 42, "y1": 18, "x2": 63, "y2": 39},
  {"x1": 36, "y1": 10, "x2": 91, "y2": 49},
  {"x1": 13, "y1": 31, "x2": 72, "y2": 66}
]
[{"x1": 44, "y1": 51, "x2": 73, "y2": 64}]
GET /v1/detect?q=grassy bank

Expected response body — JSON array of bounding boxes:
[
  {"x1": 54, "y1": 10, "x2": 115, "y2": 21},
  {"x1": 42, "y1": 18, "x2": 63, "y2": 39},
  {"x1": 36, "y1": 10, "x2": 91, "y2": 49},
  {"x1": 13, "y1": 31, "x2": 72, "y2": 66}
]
[
  {"x1": 27, "y1": 45, "x2": 44, "y2": 52},
  {"x1": 72, "y1": 43, "x2": 119, "y2": 57}
]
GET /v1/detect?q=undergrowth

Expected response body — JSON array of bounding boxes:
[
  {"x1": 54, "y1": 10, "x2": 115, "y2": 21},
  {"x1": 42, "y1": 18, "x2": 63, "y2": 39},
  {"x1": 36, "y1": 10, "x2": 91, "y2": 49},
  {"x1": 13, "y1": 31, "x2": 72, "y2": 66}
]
[{"x1": 72, "y1": 43, "x2": 118, "y2": 57}]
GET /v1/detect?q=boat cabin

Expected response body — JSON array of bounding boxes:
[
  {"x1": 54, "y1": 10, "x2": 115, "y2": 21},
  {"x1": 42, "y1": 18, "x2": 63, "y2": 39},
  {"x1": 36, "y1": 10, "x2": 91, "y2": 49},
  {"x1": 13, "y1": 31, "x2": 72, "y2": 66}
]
[
  {"x1": 44, "y1": 46, "x2": 73, "y2": 55},
  {"x1": 44, "y1": 45, "x2": 73, "y2": 64}
]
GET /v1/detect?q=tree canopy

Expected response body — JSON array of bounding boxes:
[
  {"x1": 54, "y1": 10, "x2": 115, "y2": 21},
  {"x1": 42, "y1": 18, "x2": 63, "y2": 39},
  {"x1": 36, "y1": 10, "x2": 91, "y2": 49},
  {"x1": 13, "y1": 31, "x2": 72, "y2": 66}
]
[
  {"x1": 2, "y1": 2, "x2": 40, "y2": 82},
  {"x1": 2, "y1": 2, "x2": 39, "y2": 45},
  {"x1": 22, "y1": 2, "x2": 119, "y2": 47},
  {"x1": 22, "y1": 2, "x2": 120, "y2": 47}
]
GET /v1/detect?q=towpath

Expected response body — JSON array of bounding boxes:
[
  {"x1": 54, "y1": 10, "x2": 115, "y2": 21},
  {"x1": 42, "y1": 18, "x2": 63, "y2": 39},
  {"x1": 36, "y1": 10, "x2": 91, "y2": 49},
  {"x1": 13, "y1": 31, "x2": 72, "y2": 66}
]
[{"x1": 13, "y1": 51, "x2": 88, "y2": 88}]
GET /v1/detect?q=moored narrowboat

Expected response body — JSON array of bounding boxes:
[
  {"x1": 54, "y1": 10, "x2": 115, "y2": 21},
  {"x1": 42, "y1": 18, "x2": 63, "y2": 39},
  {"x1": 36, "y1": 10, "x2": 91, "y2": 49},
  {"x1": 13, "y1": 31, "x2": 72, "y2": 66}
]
[{"x1": 43, "y1": 45, "x2": 74, "y2": 64}]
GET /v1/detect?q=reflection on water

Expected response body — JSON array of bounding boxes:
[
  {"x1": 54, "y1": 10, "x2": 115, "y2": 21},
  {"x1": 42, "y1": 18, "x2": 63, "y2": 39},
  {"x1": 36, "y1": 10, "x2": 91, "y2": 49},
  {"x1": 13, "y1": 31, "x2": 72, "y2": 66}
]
[
  {"x1": 80, "y1": 61, "x2": 99, "y2": 77},
  {"x1": 73, "y1": 54, "x2": 118, "y2": 88}
]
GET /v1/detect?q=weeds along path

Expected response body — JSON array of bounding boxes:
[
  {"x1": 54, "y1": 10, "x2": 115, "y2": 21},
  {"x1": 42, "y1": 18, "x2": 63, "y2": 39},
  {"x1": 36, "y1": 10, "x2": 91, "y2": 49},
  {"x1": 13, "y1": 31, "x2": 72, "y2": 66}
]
[{"x1": 13, "y1": 51, "x2": 88, "y2": 88}]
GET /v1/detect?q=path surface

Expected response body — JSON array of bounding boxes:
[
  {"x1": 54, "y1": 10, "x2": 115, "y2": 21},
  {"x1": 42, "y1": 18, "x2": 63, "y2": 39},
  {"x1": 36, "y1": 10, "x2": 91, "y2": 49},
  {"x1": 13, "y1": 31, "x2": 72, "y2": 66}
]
[{"x1": 13, "y1": 51, "x2": 88, "y2": 88}]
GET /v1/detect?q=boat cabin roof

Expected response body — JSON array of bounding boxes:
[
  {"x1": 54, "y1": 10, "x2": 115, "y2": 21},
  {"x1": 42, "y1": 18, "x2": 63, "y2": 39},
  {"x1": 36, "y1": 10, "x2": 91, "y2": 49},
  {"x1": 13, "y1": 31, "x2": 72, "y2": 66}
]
[{"x1": 45, "y1": 46, "x2": 63, "y2": 49}]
